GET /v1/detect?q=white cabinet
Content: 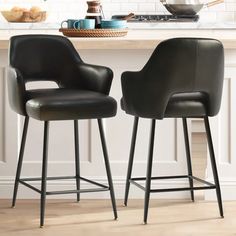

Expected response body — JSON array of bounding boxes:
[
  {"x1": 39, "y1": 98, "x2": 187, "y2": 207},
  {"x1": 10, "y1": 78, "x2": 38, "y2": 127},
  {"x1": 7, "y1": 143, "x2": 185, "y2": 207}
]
[{"x1": 205, "y1": 50, "x2": 236, "y2": 200}]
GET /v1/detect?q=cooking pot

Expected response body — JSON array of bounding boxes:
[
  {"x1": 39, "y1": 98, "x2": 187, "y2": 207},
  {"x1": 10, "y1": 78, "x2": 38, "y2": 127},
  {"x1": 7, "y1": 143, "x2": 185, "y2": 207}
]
[{"x1": 160, "y1": 0, "x2": 224, "y2": 16}]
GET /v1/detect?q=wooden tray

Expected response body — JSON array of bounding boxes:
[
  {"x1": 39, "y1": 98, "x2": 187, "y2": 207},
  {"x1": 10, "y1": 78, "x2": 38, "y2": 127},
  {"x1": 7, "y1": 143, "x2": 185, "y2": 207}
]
[{"x1": 59, "y1": 28, "x2": 128, "y2": 38}]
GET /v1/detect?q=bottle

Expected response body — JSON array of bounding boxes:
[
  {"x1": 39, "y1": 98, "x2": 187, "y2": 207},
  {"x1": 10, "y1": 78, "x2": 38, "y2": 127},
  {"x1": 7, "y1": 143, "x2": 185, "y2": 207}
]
[{"x1": 85, "y1": 1, "x2": 103, "y2": 29}]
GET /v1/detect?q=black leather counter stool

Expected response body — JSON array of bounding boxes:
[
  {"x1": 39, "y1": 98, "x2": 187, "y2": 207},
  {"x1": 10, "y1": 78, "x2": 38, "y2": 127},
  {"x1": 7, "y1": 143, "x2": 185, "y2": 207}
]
[
  {"x1": 7, "y1": 34, "x2": 117, "y2": 227},
  {"x1": 121, "y1": 38, "x2": 224, "y2": 223}
]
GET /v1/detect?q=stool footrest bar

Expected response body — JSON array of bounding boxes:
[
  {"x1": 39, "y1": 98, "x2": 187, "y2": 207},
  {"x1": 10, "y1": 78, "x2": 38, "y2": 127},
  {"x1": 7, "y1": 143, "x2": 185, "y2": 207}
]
[
  {"x1": 190, "y1": 176, "x2": 215, "y2": 186},
  {"x1": 80, "y1": 176, "x2": 108, "y2": 188},
  {"x1": 129, "y1": 175, "x2": 216, "y2": 193},
  {"x1": 20, "y1": 176, "x2": 77, "y2": 182},
  {"x1": 46, "y1": 187, "x2": 109, "y2": 195},
  {"x1": 19, "y1": 179, "x2": 41, "y2": 193},
  {"x1": 150, "y1": 186, "x2": 216, "y2": 193},
  {"x1": 131, "y1": 175, "x2": 188, "y2": 181},
  {"x1": 18, "y1": 176, "x2": 109, "y2": 195},
  {"x1": 129, "y1": 179, "x2": 145, "y2": 191}
]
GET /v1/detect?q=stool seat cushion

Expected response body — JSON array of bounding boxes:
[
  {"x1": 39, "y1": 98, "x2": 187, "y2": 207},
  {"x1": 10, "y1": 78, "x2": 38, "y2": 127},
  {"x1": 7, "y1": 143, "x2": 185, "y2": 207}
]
[
  {"x1": 26, "y1": 88, "x2": 117, "y2": 121},
  {"x1": 164, "y1": 92, "x2": 207, "y2": 118},
  {"x1": 121, "y1": 92, "x2": 206, "y2": 118}
]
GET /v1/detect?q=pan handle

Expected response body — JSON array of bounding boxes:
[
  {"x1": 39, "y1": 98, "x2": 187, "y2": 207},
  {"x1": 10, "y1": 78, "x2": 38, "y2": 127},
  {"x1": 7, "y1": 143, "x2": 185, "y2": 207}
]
[
  {"x1": 122, "y1": 13, "x2": 135, "y2": 20},
  {"x1": 206, "y1": 0, "x2": 224, "y2": 8}
]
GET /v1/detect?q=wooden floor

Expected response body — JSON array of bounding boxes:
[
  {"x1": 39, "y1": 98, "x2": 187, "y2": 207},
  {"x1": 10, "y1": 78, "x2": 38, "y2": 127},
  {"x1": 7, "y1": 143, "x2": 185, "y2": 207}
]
[
  {"x1": 0, "y1": 133, "x2": 229, "y2": 235},
  {"x1": 0, "y1": 199, "x2": 236, "y2": 236}
]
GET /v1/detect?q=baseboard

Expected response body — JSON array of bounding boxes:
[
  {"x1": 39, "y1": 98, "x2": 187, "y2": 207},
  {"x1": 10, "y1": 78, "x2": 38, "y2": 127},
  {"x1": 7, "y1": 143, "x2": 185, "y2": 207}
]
[
  {"x1": 204, "y1": 178, "x2": 236, "y2": 201},
  {"x1": 1, "y1": 177, "x2": 236, "y2": 200}
]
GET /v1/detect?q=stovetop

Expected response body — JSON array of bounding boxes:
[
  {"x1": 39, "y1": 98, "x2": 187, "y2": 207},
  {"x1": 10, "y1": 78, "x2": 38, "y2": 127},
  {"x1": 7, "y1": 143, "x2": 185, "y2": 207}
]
[{"x1": 112, "y1": 15, "x2": 199, "y2": 23}]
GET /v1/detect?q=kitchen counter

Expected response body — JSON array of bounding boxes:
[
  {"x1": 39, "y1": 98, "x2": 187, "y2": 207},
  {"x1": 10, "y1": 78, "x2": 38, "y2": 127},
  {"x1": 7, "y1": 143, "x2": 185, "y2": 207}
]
[
  {"x1": 1, "y1": 20, "x2": 236, "y2": 30},
  {"x1": 1, "y1": 27, "x2": 236, "y2": 50}
]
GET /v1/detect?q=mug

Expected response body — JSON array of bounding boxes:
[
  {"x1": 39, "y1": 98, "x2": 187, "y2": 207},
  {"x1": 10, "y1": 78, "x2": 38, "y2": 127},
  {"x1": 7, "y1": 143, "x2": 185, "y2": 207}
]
[
  {"x1": 61, "y1": 19, "x2": 95, "y2": 29},
  {"x1": 79, "y1": 19, "x2": 95, "y2": 29},
  {"x1": 61, "y1": 19, "x2": 80, "y2": 29}
]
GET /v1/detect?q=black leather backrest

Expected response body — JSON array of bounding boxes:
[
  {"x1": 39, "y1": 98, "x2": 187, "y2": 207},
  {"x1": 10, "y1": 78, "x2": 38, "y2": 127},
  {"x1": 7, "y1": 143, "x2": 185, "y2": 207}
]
[
  {"x1": 9, "y1": 34, "x2": 82, "y2": 87},
  {"x1": 141, "y1": 38, "x2": 224, "y2": 117},
  {"x1": 8, "y1": 34, "x2": 113, "y2": 116}
]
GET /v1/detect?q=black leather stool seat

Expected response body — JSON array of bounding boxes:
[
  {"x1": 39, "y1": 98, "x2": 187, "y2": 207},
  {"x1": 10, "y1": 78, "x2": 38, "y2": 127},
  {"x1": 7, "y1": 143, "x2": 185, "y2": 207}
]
[
  {"x1": 26, "y1": 88, "x2": 117, "y2": 121},
  {"x1": 164, "y1": 92, "x2": 207, "y2": 117},
  {"x1": 121, "y1": 92, "x2": 206, "y2": 118}
]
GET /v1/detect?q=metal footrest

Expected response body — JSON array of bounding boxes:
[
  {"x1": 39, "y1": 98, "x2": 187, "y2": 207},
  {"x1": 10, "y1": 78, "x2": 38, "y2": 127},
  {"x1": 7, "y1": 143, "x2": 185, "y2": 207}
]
[
  {"x1": 19, "y1": 175, "x2": 109, "y2": 195},
  {"x1": 129, "y1": 175, "x2": 216, "y2": 193}
]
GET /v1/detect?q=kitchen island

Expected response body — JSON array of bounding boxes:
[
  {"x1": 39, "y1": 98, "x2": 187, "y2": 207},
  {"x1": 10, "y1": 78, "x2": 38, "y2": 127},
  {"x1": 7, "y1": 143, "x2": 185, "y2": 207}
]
[
  {"x1": 1, "y1": 26, "x2": 236, "y2": 49},
  {"x1": 0, "y1": 27, "x2": 236, "y2": 201}
]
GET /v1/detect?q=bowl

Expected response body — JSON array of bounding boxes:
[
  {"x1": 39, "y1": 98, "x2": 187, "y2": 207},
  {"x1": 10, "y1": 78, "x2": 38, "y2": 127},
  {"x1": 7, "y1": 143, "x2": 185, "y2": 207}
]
[
  {"x1": 101, "y1": 19, "x2": 127, "y2": 29},
  {"x1": 1, "y1": 10, "x2": 47, "y2": 22},
  {"x1": 1, "y1": 11, "x2": 23, "y2": 22}
]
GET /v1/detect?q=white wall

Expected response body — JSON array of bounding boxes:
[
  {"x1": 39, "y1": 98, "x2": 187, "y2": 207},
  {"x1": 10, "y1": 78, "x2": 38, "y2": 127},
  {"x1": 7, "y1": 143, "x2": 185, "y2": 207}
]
[{"x1": 0, "y1": 0, "x2": 236, "y2": 23}]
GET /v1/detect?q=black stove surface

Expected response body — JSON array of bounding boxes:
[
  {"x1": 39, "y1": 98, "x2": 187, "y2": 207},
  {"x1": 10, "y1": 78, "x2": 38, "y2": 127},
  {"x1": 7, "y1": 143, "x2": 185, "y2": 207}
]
[{"x1": 112, "y1": 15, "x2": 199, "y2": 22}]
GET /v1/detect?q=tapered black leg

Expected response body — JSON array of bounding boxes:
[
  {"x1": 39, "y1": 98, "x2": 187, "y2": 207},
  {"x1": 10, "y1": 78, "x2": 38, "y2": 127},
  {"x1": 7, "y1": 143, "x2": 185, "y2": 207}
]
[
  {"x1": 204, "y1": 117, "x2": 224, "y2": 218},
  {"x1": 12, "y1": 116, "x2": 29, "y2": 208},
  {"x1": 40, "y1": 121, "x2": 49, "y2": 228},
  {"x1": 182, "y1": 118, "x2": 194, "y2": 202},
  {"x1": 98, "y1": 119, "x2": 118, "y2": 220},
  {"x1": 144, "y1": 119, "x2": 156, "y2": 224},
  {"x1": 74, "y1": 120, "x2": 80, "y2": 202},
  {"x1": 124, "y1": 117, "x2": 139, "y2": 206}
]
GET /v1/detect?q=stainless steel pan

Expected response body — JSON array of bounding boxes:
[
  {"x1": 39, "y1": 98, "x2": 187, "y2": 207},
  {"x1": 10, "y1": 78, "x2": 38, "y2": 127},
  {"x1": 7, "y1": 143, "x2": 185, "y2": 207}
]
[{"x1": 160, "y1": 0, "x2": 224, "y2": 16}]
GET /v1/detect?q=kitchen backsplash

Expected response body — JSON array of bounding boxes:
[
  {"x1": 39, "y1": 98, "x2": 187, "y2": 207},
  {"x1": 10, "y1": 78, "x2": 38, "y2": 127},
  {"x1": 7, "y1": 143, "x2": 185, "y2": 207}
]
[{"x1": 0, "y1": 0, "x2": 236, "y2": 22}]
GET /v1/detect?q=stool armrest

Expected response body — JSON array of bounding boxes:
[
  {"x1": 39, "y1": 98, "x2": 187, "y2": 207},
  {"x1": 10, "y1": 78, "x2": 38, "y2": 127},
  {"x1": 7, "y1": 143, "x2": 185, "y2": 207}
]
[
  {"x1": 121, "y1": 70, "x2": 142, "y2": 113},
  {"x1": 76, "y1": 63, "x2": 113, "y2": 95},
  {"x1": 121, "y1": 70, "x2": 171, "y2": 119},
  {"x1": 7, "y1": 66, "x2": 27, "y2": 115}
]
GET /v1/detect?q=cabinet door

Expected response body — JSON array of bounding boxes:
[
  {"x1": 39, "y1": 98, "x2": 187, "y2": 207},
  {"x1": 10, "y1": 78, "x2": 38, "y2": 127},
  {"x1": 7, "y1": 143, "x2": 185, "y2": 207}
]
[{"x1": 205, "y1": 60, "x2": 236, "y2": 200}]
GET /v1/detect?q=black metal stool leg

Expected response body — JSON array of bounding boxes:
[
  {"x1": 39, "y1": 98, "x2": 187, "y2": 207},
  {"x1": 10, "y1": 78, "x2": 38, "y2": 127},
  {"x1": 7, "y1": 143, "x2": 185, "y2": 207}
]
[
  {"x1": 204, "y1": 117, "x2": 224, "y2": 218},
  {"x1": 74, "y1": 120, "x2": 80, "y2": 202},
  {"x1": 144, "y1": 119, "x2": 156, "y2": 224},
  {"x1": 97, "y1": 119, "x2": 118, "y2": 220},
  {"x1": 12, "y1": 116, "x2": 29, "y2": 208},
  {"x1": 182, "y1": 118, "x2": 194, "y2": 202},
  {"x1": 124, "y1": 116, "x2": 139, "y2": 206},
  {"x1": 40, "y1": 121, "x2": 49, "y2": 228}
]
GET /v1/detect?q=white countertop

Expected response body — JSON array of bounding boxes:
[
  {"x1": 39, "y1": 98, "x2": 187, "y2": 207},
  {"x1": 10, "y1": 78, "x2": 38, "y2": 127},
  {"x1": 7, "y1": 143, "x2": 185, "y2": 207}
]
[
  {"x1": 1, "y1": 28, "x2": 236, "y2": 50},
  {"x1": 1, "y1": 20, "x2": 236, "y2": 50},
  {"x1": 1, "y1": 20, "x2": 236, "y2": 30}
]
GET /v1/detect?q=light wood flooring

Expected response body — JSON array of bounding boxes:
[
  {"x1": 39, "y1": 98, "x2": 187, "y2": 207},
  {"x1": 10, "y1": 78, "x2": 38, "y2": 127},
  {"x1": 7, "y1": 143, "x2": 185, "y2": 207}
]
[
  {"x1": 0, "y1": 199, "x2": 236, "y2": 236},
  {"x1": 0, "y1": 133, "x2": 229, "y2": 236}
]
